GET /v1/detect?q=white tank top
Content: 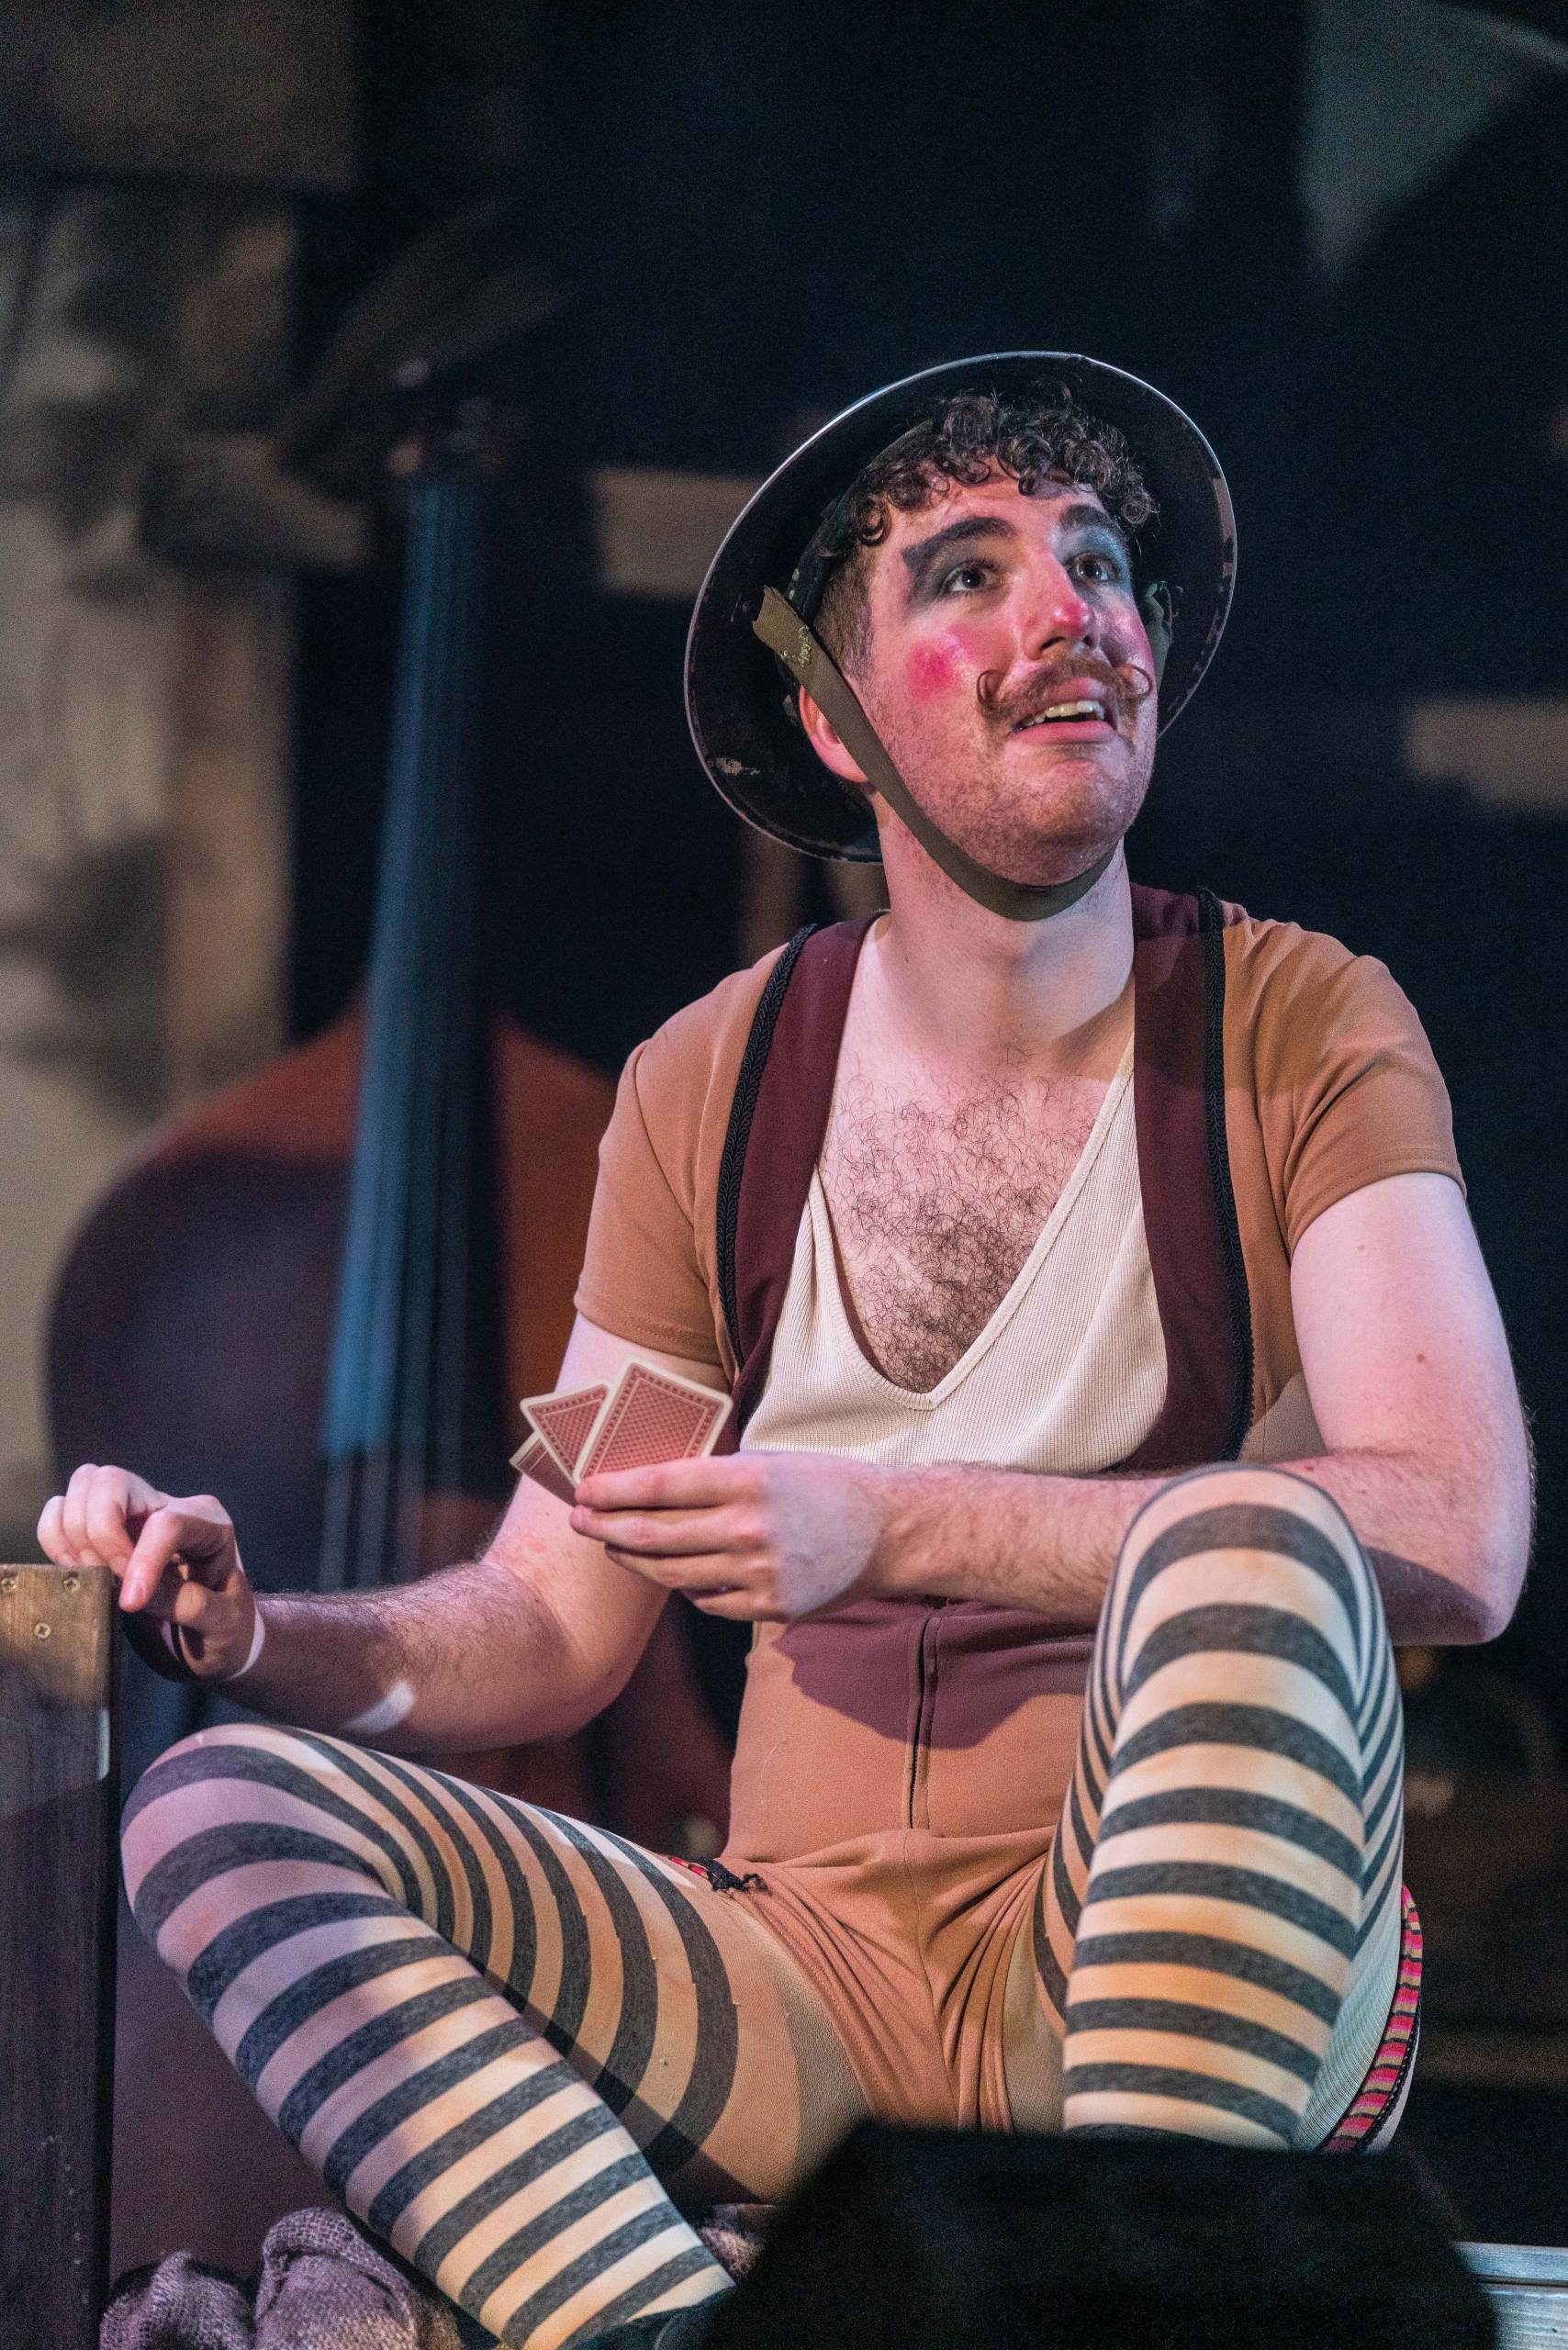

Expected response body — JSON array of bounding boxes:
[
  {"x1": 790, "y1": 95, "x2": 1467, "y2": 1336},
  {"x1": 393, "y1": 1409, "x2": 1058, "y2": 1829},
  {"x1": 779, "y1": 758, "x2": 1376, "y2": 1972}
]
[{"x1": 744, "y1": 1040, "x2": 1167, "y2": 1471}]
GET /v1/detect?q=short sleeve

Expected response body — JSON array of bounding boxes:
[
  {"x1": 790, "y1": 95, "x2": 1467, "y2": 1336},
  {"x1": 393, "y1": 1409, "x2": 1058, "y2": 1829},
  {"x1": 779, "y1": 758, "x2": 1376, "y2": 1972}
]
[
  {"x1": 1257, "y1": 937, "x2": 1464, "y2": 1255},
  {"x1": 574, "y1": 1039, "x2": 725, "y2": 1368}
]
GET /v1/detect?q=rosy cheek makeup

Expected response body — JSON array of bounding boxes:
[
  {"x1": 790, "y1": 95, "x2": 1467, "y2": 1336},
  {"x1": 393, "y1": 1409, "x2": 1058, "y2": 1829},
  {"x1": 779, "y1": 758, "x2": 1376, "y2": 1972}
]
[{"x1": 904, "y1": 633, "x2": 972, "y2": 705}]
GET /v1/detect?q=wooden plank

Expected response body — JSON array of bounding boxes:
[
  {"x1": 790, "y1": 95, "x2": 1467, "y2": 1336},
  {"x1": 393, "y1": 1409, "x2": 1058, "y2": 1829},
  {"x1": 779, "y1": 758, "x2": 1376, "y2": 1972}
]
[
  {"x1": 0, "y1": 1565, "x2": 117, "y2": 2350},
  {"x1": 1465, "y1": 2246, "x2": 1568, "y2": 2287},
  {"x1": 1473, "y1": 2286, "x2": 1568, "y2": 2346},
  {"x1": 1462, "y1": 2245, "x2": 1568, "y2": 2347}
]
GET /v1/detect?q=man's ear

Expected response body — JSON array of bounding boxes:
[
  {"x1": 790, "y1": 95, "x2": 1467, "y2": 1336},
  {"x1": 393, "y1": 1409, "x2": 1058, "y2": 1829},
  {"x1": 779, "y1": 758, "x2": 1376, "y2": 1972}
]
[{"x1": 797, "y1": 687, "x2": 869, "y2": 788}]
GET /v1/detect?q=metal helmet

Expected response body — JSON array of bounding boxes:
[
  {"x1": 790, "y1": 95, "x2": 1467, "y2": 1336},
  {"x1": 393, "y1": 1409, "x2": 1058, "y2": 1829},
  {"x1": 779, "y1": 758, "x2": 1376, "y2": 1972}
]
[{"x1": 684, "y1": 352, "x2": 1236, "y2": 921}]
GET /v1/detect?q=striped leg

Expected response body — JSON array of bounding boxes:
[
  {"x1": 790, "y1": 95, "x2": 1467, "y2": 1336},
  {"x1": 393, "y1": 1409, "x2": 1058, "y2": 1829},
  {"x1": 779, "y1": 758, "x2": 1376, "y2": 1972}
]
[
  {"x1": 1029, "y1": 1465, "x2": 1404, "y2": 2147},
  {"x1": 123, "y1": 1727, "x2": 864, "y2": 2346}
]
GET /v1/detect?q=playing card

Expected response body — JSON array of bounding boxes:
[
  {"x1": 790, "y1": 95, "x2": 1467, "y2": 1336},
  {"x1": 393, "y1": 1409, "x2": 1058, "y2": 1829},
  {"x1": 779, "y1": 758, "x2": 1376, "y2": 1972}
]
[
  {"x1": 510, "y1": 1431, "x2": 578, "y2": 1505},
  {"x1": 577, "y1": 1356, "x2": 731, "y2": 1480},
  {"x1": 521, "y1": 1382, "x2": 610, "y2": 1479}
]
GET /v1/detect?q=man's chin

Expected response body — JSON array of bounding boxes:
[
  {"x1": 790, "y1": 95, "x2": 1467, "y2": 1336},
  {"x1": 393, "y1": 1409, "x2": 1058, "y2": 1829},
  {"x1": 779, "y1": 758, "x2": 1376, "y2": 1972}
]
[
  {"x1": 872, "y1": 761, "x2": 1150, "y2": 892},
  {"x1": 957, "y1": 822, "x2": 1130, "y2": 890}
]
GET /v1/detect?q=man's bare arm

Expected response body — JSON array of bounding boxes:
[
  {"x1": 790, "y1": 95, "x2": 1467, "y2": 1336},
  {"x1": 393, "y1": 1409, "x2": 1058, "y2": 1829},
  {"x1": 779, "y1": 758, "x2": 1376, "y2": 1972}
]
[
  {"x1": 38, "y1": 1318, "x2": 723, "y2": 1750},
  {"x1": 875, "y1": 1169, "x2": 1530, "y2": 1639},
  {"x1": 232, "y1": 1555, "x2": 598, "y2": 1750},
  {"x1": 575, "y1": 1174, "x2": 1532, "y2": 1646}
]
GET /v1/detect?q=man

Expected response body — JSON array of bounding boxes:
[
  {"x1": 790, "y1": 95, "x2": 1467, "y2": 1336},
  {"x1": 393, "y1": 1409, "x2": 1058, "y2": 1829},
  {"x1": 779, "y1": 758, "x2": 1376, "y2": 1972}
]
[{"x1": 42, "y1": 356, "x2": 1530, "y2": 2350}]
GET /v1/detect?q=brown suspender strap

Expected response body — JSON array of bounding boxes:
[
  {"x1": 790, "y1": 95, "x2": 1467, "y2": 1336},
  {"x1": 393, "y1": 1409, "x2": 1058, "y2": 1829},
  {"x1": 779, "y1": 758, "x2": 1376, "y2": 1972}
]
[
  {"x1": 716, "y1": 890, "x2": 1252, "y2": 1468},
  {"x1": 753, "y1": 588, "x2": 1116, "y2": 923},
  {"x1": 1118, "y1": 883, "x2": 1253, "y2": 1472}
]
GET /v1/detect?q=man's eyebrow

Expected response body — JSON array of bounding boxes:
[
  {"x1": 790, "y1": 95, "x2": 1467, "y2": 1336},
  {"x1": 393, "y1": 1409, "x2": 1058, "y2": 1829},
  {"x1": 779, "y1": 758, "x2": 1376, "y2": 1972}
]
[
  {"x1": 1053, "y1": 500, "x2": 1129, "y2": 547},
  {"x1": 900, "y1": 514, "x2": 1017, "y2": 595},
  {"x1": 900, "y1": 502, "x2": 1129, "y2": 599}
]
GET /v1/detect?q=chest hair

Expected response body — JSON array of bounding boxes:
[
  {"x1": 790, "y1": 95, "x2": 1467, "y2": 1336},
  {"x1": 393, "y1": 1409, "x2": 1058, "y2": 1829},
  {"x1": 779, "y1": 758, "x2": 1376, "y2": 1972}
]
[{"x1": 819, "y1": 1055, "x2": 1113, "y2": 1393}]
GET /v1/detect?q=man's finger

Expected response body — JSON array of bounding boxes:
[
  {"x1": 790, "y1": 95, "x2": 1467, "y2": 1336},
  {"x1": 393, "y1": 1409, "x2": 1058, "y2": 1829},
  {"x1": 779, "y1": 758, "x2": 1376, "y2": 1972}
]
[
  {"x1": 575, "y1": 1457, "x2": 753, "y2": 1513},
  {"x1": 60, "y1": 1463, "x2": 103, "y2": 1561},
  {"x1": 689, "y1": 1587, "x2": 778, "y2": 1621},
  {"x1": 120, "y1": 1509, "x2": 226, "y2": 1614},
  {"x1": 37, "y1": 1494, "x2": 73, "y2": 1565},
  {"x1": 604, "y1": 1544, "x2": 761, "y2": 1595},
  {"x1": 170, "y1": 1578, "x2": 228, "y2": 1631},
  {"x1": 119, "y1": 1512, "x2": 185, "y2": 1612},
  {"x1": 84, "y1": 1472, "x2": 138, "y2": 1569},
  {"x1": 570, "y1": 1503, "x2": 756, "y2": 1558}
]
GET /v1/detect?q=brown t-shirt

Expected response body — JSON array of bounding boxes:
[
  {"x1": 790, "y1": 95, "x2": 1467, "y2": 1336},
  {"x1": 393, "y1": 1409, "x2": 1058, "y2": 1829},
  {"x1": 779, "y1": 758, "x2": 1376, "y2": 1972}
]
[
  {"x1": 577, "y1": 907, "x2": 1463, "y2": 1439},
  {"x1": 577, "y1": 904, "x2": 1462, "y2": 1878}
]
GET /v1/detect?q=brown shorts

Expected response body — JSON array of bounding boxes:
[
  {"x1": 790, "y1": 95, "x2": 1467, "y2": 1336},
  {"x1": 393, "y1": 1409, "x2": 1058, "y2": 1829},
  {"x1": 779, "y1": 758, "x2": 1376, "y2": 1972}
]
[{"x1": 699, "y1": 1829, "x2": 1060, "y2": 2132}]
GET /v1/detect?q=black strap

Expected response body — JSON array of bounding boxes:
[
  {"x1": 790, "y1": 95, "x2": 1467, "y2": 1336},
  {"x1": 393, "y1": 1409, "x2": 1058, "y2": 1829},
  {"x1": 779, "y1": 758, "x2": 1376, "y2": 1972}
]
[{"x1": 754, "y1": 589, "x2": 1115, "y2": 923}]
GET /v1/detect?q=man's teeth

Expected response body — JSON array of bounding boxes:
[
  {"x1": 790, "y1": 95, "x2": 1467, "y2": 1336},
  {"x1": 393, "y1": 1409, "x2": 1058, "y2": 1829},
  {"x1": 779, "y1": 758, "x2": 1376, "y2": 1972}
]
[{"x1": 1019, "y1": 699, "x2": 1108, "y2": 727}]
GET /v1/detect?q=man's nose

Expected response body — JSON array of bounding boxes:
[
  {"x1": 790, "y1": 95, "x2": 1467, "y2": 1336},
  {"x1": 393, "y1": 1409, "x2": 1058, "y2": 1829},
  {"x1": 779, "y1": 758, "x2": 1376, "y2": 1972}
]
[{"x1": 1020, "y1": 558, "x2": 1096, "y2": 655}]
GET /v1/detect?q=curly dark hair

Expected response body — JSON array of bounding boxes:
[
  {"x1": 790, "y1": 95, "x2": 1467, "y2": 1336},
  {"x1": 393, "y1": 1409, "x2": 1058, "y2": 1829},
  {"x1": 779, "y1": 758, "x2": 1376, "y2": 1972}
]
[{"x1": 806, "y1": 387, "x2": 1158, "y2": 675}]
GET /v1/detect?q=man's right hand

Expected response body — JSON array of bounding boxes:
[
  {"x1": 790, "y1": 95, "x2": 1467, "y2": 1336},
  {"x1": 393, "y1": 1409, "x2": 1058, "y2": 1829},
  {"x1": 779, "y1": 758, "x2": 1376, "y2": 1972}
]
[{"x1": 38, "y1": 1465, "x2": 257, "y2": 1682}]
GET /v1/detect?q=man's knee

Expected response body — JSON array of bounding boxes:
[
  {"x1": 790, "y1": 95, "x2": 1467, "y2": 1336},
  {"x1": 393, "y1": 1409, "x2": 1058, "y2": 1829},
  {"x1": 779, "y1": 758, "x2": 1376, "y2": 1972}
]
[
  {"x1": 125, "y1": 1722, "x2": 323, "y2": 1840},
  {"x1": 1106, "y1": 1462, "x2": 1389, "y2": 1704},
  {"x1": 1119, "y1": 1463, "x2": 1378, "y2": 1601},
  {"x1": 121, "y1": 1724, "x2": 386, "y2": 1966}
]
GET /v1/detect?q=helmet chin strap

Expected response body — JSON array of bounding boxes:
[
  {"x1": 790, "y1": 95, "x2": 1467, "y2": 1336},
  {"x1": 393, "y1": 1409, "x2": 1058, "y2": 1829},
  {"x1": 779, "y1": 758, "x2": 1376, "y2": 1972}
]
[{"x1": 753, "y1": 582, "x2": 1172, "y2": 923}]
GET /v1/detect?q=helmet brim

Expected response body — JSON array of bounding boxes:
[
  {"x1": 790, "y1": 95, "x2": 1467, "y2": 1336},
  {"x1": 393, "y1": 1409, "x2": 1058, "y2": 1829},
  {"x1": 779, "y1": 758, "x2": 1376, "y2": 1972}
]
[{"x1": 684, "y1": 352, "x2": 1237, "y2": 861}]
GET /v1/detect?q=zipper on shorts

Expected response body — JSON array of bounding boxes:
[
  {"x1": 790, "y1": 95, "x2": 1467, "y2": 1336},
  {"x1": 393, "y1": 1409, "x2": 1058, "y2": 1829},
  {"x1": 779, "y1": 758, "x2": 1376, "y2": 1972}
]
[{"x1": 907, "y1": 1605, "x2": 944, "y2": 1829}]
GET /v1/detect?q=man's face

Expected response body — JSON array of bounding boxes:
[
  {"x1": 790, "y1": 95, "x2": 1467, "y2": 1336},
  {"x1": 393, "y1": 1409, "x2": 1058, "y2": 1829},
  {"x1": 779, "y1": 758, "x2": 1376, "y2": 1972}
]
[{"x1": 811, "y1": 470, "x2": 1159, "y2": 889}]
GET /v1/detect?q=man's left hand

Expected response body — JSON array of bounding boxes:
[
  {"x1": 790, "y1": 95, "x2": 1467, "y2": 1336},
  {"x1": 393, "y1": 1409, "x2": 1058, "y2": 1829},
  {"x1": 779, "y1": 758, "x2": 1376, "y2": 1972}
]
[{"x1": 570, "y1": 1451, "x2": 890, "y2": 1620}]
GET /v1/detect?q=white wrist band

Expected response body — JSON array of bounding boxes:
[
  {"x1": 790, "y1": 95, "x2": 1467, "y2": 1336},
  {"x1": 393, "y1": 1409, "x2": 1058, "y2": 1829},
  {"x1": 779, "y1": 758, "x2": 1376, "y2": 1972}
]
[{"x1": 225, "y1": 1604, "x2": 266, "y2": 1684}]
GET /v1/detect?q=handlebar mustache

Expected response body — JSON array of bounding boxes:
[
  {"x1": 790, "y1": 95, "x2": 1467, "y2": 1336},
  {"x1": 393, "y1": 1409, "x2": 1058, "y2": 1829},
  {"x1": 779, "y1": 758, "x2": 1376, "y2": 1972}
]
[{"x1": 976, "y1": 657, "x2": 1154, "y2": 725}]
